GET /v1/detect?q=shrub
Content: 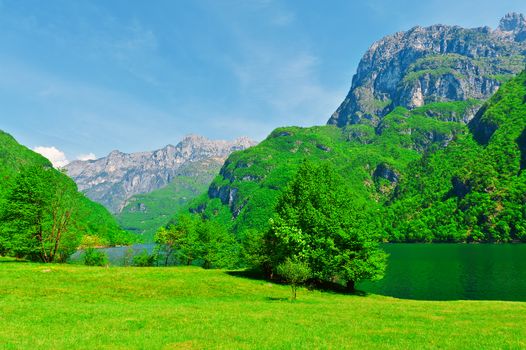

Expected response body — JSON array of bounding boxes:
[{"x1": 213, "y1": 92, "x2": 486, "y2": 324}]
[
  {"x1": 133, "y1": 250, "x2": 156, "y2": 267},
  {"x1": 83, "y1": 248, "x2": 108, "y2": 266}
]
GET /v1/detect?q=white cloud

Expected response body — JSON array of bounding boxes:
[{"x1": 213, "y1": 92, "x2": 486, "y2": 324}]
[
  {"x1": 76, "y1": 153, "x2": 96, "y2": 161},
  {"x1": 32, "y1": 146, "x2": 69, "y2": 168}
]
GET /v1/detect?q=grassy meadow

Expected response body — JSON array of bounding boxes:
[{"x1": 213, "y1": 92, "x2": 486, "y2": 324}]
[{"x1": 1, "y1": 259, "x2": 525, "y2": 349}]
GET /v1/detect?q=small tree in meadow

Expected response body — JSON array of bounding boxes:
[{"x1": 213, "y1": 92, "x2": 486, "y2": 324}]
[{"x1": 277, "y1": 258, "x2": 311, "y2": 300}]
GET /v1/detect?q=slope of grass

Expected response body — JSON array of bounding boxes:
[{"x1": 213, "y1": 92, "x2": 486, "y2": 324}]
[{"x1": 0, "y1": 262, "x2": 524, "y2": 349}]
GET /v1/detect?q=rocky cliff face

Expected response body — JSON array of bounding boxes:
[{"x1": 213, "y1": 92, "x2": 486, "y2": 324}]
[
  {"x1": 328, "y1": 13, "x2": 526, "y2": 127},
  {"x1": 64, "y1": 135, "x2": 256, "y2": 213}
]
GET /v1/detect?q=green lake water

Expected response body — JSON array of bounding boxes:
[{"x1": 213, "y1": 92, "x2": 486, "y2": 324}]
[{"x1": 358, "y1": 244, "x2": 526, "y2": 301}]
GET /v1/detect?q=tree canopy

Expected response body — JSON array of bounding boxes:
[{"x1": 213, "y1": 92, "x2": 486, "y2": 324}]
[{"x1": 263, "y1": 160, "x2": 387, "y2": 290}]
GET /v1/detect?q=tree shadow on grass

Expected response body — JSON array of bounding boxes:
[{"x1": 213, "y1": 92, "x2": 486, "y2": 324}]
[
  {"x1": 225, "y1": 269, "x2": 369, "y2": 297},
  {"x1": 266, "y1": 296, "x2": 289, "y2": 301},
  {"x1": 0, "y1": 257, "x2": 28, "y2": 263}
]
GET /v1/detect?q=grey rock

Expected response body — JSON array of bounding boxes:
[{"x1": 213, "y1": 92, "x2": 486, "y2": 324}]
[
  {"x1": 329, "y1": 13, "x2": 526, "y2": 127},
  {"x1": 373, "y1": 163, "x2": 400, "y2": 184},
  {"x1": 64, "y1": 135, "x2": 256, "y2": 213}
]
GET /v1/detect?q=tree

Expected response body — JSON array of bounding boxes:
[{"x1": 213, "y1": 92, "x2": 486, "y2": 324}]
[
  {"x1": 277, "y1": 258, "x2": 311, "y2": 300},
  {"x1": 241, "y1": 228, "x2": 273, "y2": 275},
  {"x1": 0, "y1": 165, "x2": 80, "y2": 262},
  {"x1": 155, "y1": 214, "x2": 240, "y2": 269},
  {"x1": 264, "y1": 160, "x2": 387, "y2": 291},
  {"x1": 155, "y1": 226, "x2": 181, "y2": 266},
  {"x1": 196, "y1": 219, "x2": 239, "y2": 269},
  {"x1": 155, "y1": 214, "x2": 200, "y2": 266}
]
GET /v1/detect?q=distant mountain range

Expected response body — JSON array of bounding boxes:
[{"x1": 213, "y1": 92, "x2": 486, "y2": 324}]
[{"x1": 64, "y1": 135, "x2": 256, "y2": 214}]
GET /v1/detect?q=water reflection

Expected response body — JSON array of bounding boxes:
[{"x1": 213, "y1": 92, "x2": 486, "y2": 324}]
[{"x1": 359, "y1": 244, "x2": 526, "y2": 301}]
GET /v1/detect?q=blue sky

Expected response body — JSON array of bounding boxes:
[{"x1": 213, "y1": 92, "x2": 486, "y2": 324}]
[{"x1": 1, "y1": 0, "x2": 526, "y2": 164}]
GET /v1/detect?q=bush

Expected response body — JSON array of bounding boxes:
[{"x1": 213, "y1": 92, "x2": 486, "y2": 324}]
[
  {"x1": 79, "y1": 234, "x2": 107, "y2": 249},
  {"x1": 122, "y1": 247, "x2": 134, "y2": 266},
  {"x1": 83, "y1": 248, "x2": 108, "y2": 266},
  {"x1": 133, "y1": 250, "x2": 156, "y2": 267}
]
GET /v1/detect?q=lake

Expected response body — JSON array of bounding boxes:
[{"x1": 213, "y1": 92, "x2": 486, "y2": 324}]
[
  {"x1": 359, "y1": 244, "x2": 526, "y2": 301},
  {"x1": 70, "y1": 243, "x2": 157, "y2": 266}
]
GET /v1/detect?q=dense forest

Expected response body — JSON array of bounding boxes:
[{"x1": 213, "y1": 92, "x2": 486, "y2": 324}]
[{"x1": 387, "y1": 71, "x2": 526, "y2": 242}]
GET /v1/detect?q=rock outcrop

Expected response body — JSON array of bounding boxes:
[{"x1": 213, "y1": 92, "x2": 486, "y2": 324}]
[
  {"x1": 328, "y1": 13, "x2": 526, "y2": 127},
  {"x1": 64, "y1": 135, "x2": 256, "y2": 213}
]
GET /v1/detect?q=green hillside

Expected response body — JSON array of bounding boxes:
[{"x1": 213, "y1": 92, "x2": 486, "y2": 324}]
[
  {"x1": 387, "y1": 71, "x2": 526, "y2": 242},
  {"x1": 184, "y1": 72, "x2": 526, "y2": 243},
  {"x1": 187, "y1": 101, "x2": 475, "y2": 237},
  {"x1": 0, "y1": 130, "x2": 51, "y2": 178},
  {"x1": 0, "y1": 130, "x2": 133, "y2": 260},
  {"x1": 116, "y1": 160, "x2": 224, "y2": 241}
]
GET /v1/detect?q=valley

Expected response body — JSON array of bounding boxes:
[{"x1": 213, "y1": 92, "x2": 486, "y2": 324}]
[{"x1": 2, "y1": 8, "x2": 526, "y2": 349}]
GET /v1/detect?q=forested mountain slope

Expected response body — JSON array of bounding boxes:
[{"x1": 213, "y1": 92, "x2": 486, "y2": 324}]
[
  {"x1": 187, "y1": 101, "x2": 474, "y2": 236},
  {"x1": 189, "y1": 72, "x2": 526, "y2": 242},
  {"x1": 116, "y1": 159, "x2": 223, "y2": 239},
  {"x1": 184, "y1": 15, "x2": 526, "y2": 243},
  {"x1": 0, "y1": 130, "x2": 131, "y2": 260},
  {"x1": 386, "y1": 71, "x2": 526, "y2": 242}
]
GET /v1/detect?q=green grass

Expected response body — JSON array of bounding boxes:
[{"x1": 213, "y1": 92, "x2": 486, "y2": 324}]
[{"x1": 1, "y1": 262, "x2": 525, "y2": 349}]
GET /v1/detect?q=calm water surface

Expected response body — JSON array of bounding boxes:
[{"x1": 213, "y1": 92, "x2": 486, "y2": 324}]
[
  {"x1": 359, "y1": 244, "x2": 526, "y2": 301},
  {"x1": 70, "y1": 243, "x2": 156, "y2": 265}
]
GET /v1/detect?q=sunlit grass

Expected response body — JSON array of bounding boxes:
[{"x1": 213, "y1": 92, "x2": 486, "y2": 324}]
[{"x1": 0, "y1": 262, "x2": 524, "y2": 349}]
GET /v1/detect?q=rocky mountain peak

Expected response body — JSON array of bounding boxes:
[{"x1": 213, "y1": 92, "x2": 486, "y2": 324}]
[
  {"x1": 180, "y1": 134, "x2": 207, "y2": 144},
  {"x1": 328, "y1": 14, "x2": 526, "y2": 127},
  {"x1": 108, "y1": 150, "x2": 122, "y2": 157},
  {"x1": 498, "y1": 12, "x2": 526, "y2": 33}
]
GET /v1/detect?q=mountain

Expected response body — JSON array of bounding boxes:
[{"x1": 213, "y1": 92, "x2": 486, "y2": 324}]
[
  {"x1": 64, "y1": 135, "x2": 256, "y2": 214},
  {"x1": 328, "y1": 12, "x2": 526, "y2": 127},
  {"x1": 185, "y1": 14, "x2": 526, "y2": 243},
  {"x1": 187, "y1": 101, "x2": 472, "y2": 235},
  {"x1": 116, "y1": 159, "x2": 224, "y2": 239},
  {"x1": 0, "y1": 130, "x2": 131, "y2": 251}
]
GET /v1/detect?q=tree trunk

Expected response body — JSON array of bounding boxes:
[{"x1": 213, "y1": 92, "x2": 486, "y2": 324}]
[{"x1": 346, "y1": 280, "x2": 355, "y2": 292}]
